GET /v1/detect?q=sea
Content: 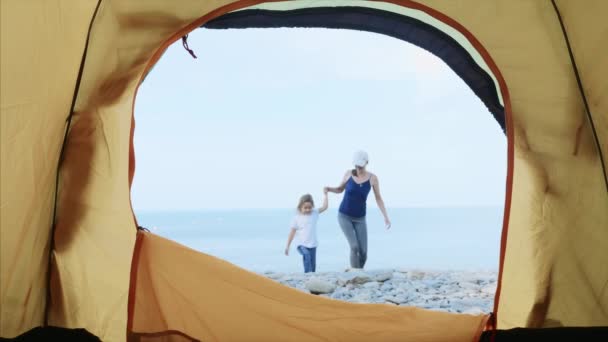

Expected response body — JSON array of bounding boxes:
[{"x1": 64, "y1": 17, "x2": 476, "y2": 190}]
[{"x1": 135, "y1": 207, "x2": 503, "y2": 273}]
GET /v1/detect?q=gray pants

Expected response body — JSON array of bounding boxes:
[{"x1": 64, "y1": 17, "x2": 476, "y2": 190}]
[{"x1": 338, "y1": 213, "x2": 368, "y2": 268}]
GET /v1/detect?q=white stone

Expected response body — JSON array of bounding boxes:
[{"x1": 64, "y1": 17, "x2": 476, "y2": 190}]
[
  {"x1": 363, "y1": 281, "x2": 380, "y2": 289},
  {"x1": 351, "y1": 290, "x2": 373, "y2": 303},
  {"x1": 481, "y1": 284, "x2": 497, "y2": 295},
  {"x1": 459, "y1": 281, "x2": 479, "y2": 290},
  {"x1": 261, "y1": 269, "x2": 496, "y2": 311},
  {"x1": 374, "y1": 272, "x2": 393, "y2": 282},
  {"x1": 410, "y1": 271, "x2": 425, "y2": 280},
  {"x1": 384, "y1": 295, "x2": 407, "y2": 304},
  {"x1": 305, "y1": 277, "x2": 336, "y2": 294},
  {"x1": 347, "y1": 275, "x2": 373, "y2": 285},
  {"x1": 392, "y1": 272, "x2": 407, "y2": 279}
]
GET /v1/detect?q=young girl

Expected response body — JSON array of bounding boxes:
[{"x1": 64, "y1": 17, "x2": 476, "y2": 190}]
[{"x1": 284, "y1": 191, "x2": 328, "y2": 273}]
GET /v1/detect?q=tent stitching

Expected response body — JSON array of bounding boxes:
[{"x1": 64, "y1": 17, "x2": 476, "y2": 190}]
[
  {"x1": 44, "y1": 0, "x2": 104, "y2": 326},
  {"x1": 550, "y1": 0, "x2": 608, "y2": 193}
]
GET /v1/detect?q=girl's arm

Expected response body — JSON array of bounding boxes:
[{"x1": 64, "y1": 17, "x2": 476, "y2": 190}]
[
  {"x1": 371, "y1": 174, "x2": 391, "y2": 229},
  {"x1": 285, "y1": 228, "x2": 297, "y2": 255},
  {"x1": 318, "y1": 192, "x2": 329, "y2": 214},
  {"x1": 324, "y1": 170, "x2": 350, "y2": 194}
]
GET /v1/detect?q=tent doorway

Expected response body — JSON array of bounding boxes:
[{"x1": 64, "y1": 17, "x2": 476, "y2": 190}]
[{"x1": 132, "y1": 25, "x2": 507, "y2": 314}]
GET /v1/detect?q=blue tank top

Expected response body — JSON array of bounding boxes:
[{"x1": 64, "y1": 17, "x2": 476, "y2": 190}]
[{"x1": 339, "y1": 176, "x2": 372, "y2": 218}]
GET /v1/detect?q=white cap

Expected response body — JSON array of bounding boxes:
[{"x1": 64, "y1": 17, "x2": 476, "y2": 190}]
[{"x1": 352, "y1": 150, "x2": 369, "y2": 167}]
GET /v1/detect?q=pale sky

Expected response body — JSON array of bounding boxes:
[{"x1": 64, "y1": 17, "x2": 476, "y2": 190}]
[{"x1": 131, "y1": 28, "x2": 506, "y2": 211}]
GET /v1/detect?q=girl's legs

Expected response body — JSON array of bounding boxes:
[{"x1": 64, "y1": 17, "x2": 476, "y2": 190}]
[
  {"x1": 352, "y1": 218, "x2": 368, "y2": 268},
  {"x1": 297, "y1": 245, "x2": 313, "y2": 273},
  {"x1": 310, "y1": 247, "x2": 317, "y2": 272},
  {"x1": 338, "y1": 213, "x2": 363, "y2": 268}
]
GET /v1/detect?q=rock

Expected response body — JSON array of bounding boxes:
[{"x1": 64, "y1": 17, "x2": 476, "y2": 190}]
[
  {"x1": 425, "y1": 280, "x2": 443, "y2": 289},
  {"x1": 384, "y1": 295, "x2": 407, "y2": 304},
  {"x1": 351, "y1": 290, "x2": 373, "y2": 303},
  {"x1": 459, "y1": 281, "x2": 479, "y2": 290},
  {"x1": 347, "y1": 275, "x2": 373, "y2": 285},
  {"x1": 363, "y1": 281, "x2": 380, "y2": 289},
  {"x1": 260, "y1": 269, "x2": 496, "y2": 311},
  {"x1": 481, "y1": 284, "x2": 497, "y2": 295},
  {"x1": 396, "y1": 282, "x2": 411, "y2": 291},
  {"x1": 380, "y1": 282, "x2": 394, "y2": 291},
  {"x1": 279, "y1": 275, "x2": 293, "y2": 282},
  {"x1": 392, "y1": 272, "x2": 407, "y2": 279},
  {"x1": 305, "y1": 277, "x2": 336, "y2": 294},
  {"x1": 331, "y1": 288, "x2": 350, "y2": 300},
  {"x1": 410, "y1": 271, "x2": 425, "y2": 280},
  {"x1": 374, "y1": 272, "x2": 393, "y2": 282}
]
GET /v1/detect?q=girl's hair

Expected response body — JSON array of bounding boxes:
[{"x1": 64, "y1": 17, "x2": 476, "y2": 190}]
[{"x1": 297, "y1": 194, "x2": 314, "y2": 211}]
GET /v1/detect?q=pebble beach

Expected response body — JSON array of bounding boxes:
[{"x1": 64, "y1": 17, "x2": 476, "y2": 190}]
[{"x1": 262, "y1": 268, "x2": 497, "y2": 314}]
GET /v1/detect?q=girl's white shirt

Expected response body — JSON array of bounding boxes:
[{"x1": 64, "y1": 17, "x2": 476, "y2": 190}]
[{"x1": 290, "y1": 209, "x2": 319, "y2": 248}]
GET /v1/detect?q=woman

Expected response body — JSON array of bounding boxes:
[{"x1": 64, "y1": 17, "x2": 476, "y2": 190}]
[{"x1": 324, "y1": 150, "x2": 391, "y2": 269}]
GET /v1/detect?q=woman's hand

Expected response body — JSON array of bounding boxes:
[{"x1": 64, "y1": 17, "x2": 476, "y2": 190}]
[
  {"x1": 384, "y1": 217, "x2": 392, "y2": 230},
  {"x1": 323, "y1": 187, "x2": 329, "y2": 194},
  {"x1": 284, "y1": 247, "x2": 289, "y2": 256}
]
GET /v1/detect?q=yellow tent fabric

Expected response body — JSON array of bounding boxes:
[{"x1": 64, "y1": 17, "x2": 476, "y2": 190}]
[
  {"x1": 1, "y1": 0, "x2": 607, "y2": 341},
  {"x1": 129, "y1": 232, "x2": 488, "y2": 342},
  {"x1": 1, "y1": 0, "x2": 101, "y2": 335}
]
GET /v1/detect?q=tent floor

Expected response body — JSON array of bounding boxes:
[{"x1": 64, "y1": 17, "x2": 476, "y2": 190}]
[
  {"x1": 480, "y1": 326, "x2": 608, "y2": 341},
  {"x1": 0, "y1": 327, "x2": 100, "y2": 342},
  {"x1": 2, "y1": 325, "x2": 607, "y2": 341}
]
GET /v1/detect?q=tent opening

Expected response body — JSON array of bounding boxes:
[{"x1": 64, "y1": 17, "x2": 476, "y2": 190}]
[{"x1": 132, "y1": 23, "x2": 506, "y2": 314}]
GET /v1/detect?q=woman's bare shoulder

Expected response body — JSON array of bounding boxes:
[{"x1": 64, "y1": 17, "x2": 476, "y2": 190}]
[
  {"x1": 338, "y1": 170, "x2": 351, "y2": 184},
  {"x1": 369, "y1": 172, "x2": 378, "y2": 183}
]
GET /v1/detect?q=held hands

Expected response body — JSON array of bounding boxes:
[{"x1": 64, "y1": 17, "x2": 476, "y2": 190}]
[{"x1": 323, "y1": 187, "x2": 329, "y2": 194}]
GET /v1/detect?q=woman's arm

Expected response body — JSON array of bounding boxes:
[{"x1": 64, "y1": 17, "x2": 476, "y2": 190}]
[
  {"x1": 285, "y1": 228, "x2": 297, "y2": 255},
  {"x1": 318, "y1": 192, "x2": 329, "y2": 214},
  {"x1": 371, "y1": 174, "x2": 391, "y2": 229},
  {"x1": 324, "y1": 170, "x2": 350, "y2": 194}
]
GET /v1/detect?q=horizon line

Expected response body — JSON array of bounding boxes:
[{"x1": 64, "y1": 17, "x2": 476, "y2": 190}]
[{"x1": 133, "y1": 205, "x2": 504, "y2": 213}]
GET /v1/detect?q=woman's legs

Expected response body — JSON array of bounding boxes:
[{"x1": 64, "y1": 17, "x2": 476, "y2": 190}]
[
  {"x1": 297, "y1": 245, "x2": 314, "y2": 273},
  {"x1": 352, "y1": 218, "x2": 368, "y2": 268},
  {"x1": 338, "y1": 213, "x2": 364, "y2": 268}
]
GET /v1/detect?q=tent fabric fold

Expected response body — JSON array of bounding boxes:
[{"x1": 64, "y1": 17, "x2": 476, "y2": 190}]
[{"x1": 128, "y1": 231, "x2": 489, "y2": 342}]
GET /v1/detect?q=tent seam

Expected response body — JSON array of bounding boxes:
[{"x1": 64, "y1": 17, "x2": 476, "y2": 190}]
[
  {"x1": 550, "y1": 0, "x2": 608, "y2": 193},
  {"x1": 44, "y1": 0, "x2": 104, "y2": 327}
]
